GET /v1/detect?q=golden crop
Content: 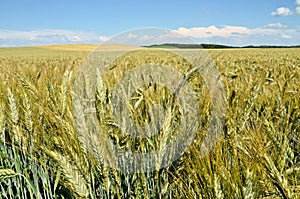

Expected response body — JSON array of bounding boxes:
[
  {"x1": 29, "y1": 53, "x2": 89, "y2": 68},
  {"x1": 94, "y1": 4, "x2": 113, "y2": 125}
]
[{"x1": 0, "y1": 46, "x2": 299, "y2": 198}]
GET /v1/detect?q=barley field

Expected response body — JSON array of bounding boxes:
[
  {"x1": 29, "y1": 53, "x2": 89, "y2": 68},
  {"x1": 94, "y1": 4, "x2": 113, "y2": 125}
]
[{"x1": 0, "y1": 46, "x2": 299, "y2": 198}]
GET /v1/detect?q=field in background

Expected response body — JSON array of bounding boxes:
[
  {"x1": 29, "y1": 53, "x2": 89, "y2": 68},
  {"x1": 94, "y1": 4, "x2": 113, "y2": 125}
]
[{"x1": 0, "y1": 45, "x2": 299, "y2": 198}]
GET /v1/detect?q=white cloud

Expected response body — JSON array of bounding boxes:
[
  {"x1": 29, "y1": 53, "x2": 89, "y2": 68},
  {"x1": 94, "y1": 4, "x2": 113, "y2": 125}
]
[
  {"x1": 127, "y1": 33, "x2": 137, "y2": 39},
  {"x1": 271, "y1": 2, "x2": 300, "y2": 16},
  {"x1": 296, "y1": 6, "x2": 300, "y2": 14},
  {"x1": 100, "y1": 29, "x2": 193, "y2": 46},
  {"x1": 173, "y1": 26, "x2": 282, "y2": 39},
  {"x1": 271, "y1": 7, "x2": 293, "y2": 16},
  {"x1": 264, "y1": 23, "x2": 286, "y2": 29},
  {"x1": 282, "y1": 34, "x2": 292, "y2": 39},
  {"x1": 139, "y1": 35, "x2": 154, "y2": 41},
  {"x1": 99, "y1": 36, "x2": 110, "y2": 42},
  {"x1": 174, "y1": 26, "x2": 252, "y2": 39},
  {"x1": 295, "y1": 0, "x2": 300, "y2": 14},
  {"x1": 168, "y1": 25, "x2": 300, "y2": 46},
  {"x1": 0, "y1": 30, "x2": 101, "y2": 47}
]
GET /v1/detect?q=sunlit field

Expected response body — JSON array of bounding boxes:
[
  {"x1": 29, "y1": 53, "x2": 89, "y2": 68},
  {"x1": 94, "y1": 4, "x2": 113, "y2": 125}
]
[{"x1": 0, "y1": 46, "x2": 299, "y2": 198}]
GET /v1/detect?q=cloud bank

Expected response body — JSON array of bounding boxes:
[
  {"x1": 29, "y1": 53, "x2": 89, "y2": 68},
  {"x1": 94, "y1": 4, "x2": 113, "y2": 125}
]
[
  {"x1": 0, "y1": 30, "x2": 105, "y2": 47},
  {"x1": 171, "y1": 25, "x2": 299, "y2": 46},
  {"x1": 0, "y1": 25, "x2": 299, "y2": 47}
]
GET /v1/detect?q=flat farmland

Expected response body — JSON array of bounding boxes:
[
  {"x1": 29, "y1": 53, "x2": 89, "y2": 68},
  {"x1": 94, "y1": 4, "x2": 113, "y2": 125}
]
[{"x1": 0, "y1": 46, "x2": 299, "y2": 198}]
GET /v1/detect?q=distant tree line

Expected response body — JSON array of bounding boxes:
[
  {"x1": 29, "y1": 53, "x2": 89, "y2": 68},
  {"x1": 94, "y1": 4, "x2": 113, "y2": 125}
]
[{"x1": 144, "y1": 43, "x2": 300, "y2": 49}]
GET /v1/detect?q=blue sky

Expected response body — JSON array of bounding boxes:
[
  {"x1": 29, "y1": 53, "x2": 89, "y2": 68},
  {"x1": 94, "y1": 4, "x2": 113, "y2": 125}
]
[{"x1": 1, "y1": 0, "x2": 300, "y2": 46}]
